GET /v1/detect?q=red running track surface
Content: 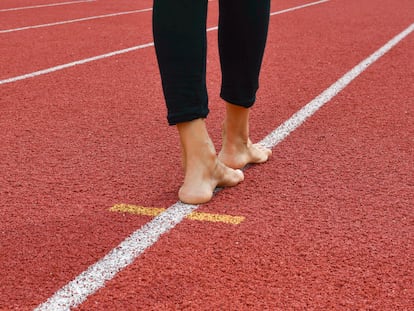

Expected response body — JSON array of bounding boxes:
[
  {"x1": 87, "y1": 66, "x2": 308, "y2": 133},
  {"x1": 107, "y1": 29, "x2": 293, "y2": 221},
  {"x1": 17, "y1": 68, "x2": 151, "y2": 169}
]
[{"x1": 0, "y1": 0, "x2": 413, "y2": 309}]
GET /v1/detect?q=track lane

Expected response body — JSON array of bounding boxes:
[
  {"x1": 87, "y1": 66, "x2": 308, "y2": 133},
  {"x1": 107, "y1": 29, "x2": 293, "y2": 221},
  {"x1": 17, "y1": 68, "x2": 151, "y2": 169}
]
[
  {"x1": 0, "y1": 0, "x2": 326, "y2": 81},
  {"x1": 0, "y1": 45, "x2": 182, "y2": 309},
  {"x1": 0, "y1": 8, "x2": 154, "y2": 34},
  {"x1": 0, "y1": 11, "x2": 154, "y2": 80},
  {"x1": 0, "y1": 0, "x2": 413, "y2": 309},
  {"x1": 0, "y1": 0, "x2": 94, "y2": 10},
  {"x1": 0, "y1": 0, "x2": 153, "y2": 30},
  {"x1": 0, "y1": 0, "x2": 94, "y2": 12},
  {"x1": 0, "y1": 0, "x2": 215, "y2": 80},
  {"x1": 75, "y1": 24, "x2": 414, "y2": 311}
]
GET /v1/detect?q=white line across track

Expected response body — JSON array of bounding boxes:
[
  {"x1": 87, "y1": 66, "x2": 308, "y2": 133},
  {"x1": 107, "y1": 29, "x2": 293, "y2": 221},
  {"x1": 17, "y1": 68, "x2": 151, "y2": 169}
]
[
  {"x1": 0, "y1": 0, "x2": 330, "y2": 86},
  {"x1": 34, "y1": 19, "x2": 414, "y2": 311},
  {"x1": 0, "y1": 0, "x2": 95, "y2": 12}
]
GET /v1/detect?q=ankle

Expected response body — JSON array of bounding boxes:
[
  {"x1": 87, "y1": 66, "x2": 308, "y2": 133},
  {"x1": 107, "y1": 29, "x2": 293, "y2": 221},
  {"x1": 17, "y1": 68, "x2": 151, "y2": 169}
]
[
  {"x1": 222, "y1": 122, "x2": 250, "y2": 151},
  {"x1": 176, "y1": 118, "x2": 218, "y2": 172},
  {"x1": 223, "y1": 103, "x2": 250, "y2": 143},
  {"x1": 178, "y1": 118, "x2": 215, "y2": 150}
]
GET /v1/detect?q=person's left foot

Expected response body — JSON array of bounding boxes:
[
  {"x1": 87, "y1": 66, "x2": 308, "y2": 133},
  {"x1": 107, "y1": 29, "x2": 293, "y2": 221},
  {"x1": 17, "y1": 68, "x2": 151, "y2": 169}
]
[{"x1": 219, "y1": 137, "x2": 272, "y2": 169}]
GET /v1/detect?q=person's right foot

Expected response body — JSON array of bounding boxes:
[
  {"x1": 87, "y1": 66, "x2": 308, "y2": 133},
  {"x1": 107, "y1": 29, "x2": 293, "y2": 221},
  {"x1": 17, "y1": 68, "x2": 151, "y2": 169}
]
[{"x1": 177, "y1": 118, "x2": 244, "y2": 205}]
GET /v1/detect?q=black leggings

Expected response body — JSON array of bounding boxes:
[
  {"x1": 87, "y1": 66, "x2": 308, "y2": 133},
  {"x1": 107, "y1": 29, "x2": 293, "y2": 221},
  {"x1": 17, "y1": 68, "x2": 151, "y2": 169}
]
[{"x1": 153, "y1": 0, "x2": 270, "y2": 125}]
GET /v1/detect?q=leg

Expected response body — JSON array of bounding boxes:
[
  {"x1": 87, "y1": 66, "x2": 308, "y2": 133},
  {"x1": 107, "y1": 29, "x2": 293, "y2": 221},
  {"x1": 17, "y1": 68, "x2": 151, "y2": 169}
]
[
  {"x1": 218, "y1": 0, "x2": 271, "y2": 106},
  {"x1": 153, "y1": 0, "x2": 244, "y2": 204},
  {"x1": 218, "y1": 0, "x2": 272, "y2": 168},
  {"x1": 153, "y1": 0, "x2": 209, "y2": 125},
  {"x1": 219, "y1": 103, "x2": 272, "y2": 169}
]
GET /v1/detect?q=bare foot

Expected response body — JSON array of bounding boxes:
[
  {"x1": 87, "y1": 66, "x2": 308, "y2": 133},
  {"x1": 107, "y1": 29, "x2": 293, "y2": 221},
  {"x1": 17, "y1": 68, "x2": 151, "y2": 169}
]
[
  {"x1": 219, "y1": 137, "x2": 272, "y2": 169},
  {"x1": 218, "y1": 102, "x2": 272, "y2": 169},
  {"x1": 179, "y1": 157, "x2": 244, "y2": 204},
  {"x1": 177, "y1": 119, "x2": 244, "y2": 204}
]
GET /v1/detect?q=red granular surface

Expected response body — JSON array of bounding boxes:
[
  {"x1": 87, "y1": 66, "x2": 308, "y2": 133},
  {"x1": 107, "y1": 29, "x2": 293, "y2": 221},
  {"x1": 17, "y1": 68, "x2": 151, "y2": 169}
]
[{"x1": 1, "y1": 0, "x2": 413, "y2": 309}]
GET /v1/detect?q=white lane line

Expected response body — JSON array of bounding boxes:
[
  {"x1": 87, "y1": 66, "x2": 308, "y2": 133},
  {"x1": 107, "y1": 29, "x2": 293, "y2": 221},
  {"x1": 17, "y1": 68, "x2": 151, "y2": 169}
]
[
  {"x1": 2, "y1": 0, "x2": 217, "y2": 33},
  {"x1": 260, "y1": 23, "x2": 414, "y2": 148},
  {"x1": 270, "y1": 0, "x2": 329, "y2": 16},
  {"x1": 0, "y1": 0, "x2": 94, "y2": 12},
  {"x1": 34, "y1": 23, "x2": 414, "y2": 311},
  {"x1": 0, "y1": 43, "x2": 155, "y2": 85},
  {"x1": 206, "y1": 0, "x2": 330, "y2": 32},
  {"x1": 35, "y1": 202, "x2": 198, "y2": 311},
  {"x1": 0, "y1": 0, "x2": 330, "y2": 86},
  {"x1": 0, "y1": 8, "x2": 153, "y2": 34}
]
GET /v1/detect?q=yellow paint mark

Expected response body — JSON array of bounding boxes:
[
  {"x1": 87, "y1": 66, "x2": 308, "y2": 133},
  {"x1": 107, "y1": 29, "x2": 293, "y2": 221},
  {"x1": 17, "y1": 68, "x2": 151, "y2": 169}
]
[
  {"x1": 111, "y1": 204, "x2": 245, "y2": 225},
  {"x1": 111, "y1": 204, "x2": 165, "y2": 217},
  {"x1": 186, "y1": 212, "x2": 244, "y2": 225}
]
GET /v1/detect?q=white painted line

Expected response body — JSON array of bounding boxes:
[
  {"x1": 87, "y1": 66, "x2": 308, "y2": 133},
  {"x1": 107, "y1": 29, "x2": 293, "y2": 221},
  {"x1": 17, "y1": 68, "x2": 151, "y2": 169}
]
[
  {"x1": 206, "y1": 0, "x2": 331, "y2": 32},
  {"x1": 0, "y1": 43, "x2": 154, "y2": 85},
  {"x1": 35, "y1": 202, "x2": 197, "y2": 311},
  {"x1": 0, "y1": 0, "x2": 330, "y2": 86},
  {"x1": 270, "y1": 0, "x2": 330, "y2": 16},
  {"x1": 260, "y1": 23, "x2": 414, "y2": 147},
  {"x1": 1, "y1": 1, "x2": 218, "y2": 32},
  {"x1": 0, "y1": 8, "x2": 153, "y2": 34},
  {"x1": 0, "y1": 0, "x2": 94, "y2": 12},
  {"x1": 34, "y1": 23, "x2": 414, "y2": 310}
]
